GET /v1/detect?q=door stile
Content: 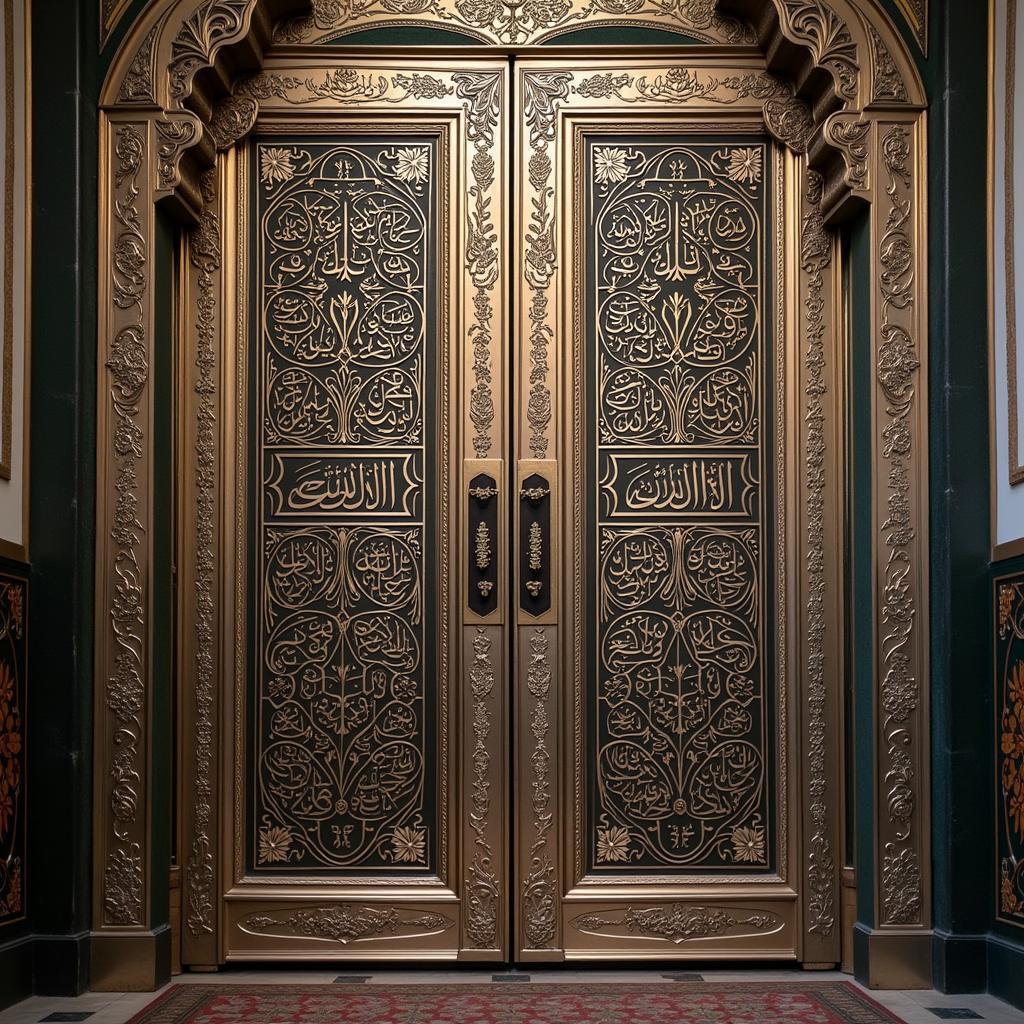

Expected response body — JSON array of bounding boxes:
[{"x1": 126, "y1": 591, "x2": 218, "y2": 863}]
[
  {"x1": 513, "y1": 53, "x2": 839, "y2": 962},
  {"x1": 194, "y1": 58, "x2": 513, "y2": 962}
]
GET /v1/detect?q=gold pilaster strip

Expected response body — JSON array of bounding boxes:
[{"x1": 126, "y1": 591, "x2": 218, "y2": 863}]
[
  {"x1": 178, "y1": 163, "x2": 224, "y2": 965},
  {"x1": 797, "y1": 159, "x2": 843, "y2": 963},
  {"x1": 871, "y1": 115, "x2": 930, "y2": 933},
  {"x1": 94, "y1": 114, "x2": 155, "y2": 939}
]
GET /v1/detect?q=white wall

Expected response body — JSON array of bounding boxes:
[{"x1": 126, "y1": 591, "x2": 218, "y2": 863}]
[{"x1": 994, "y1": 0, "x2": 1024, "y2": 553}]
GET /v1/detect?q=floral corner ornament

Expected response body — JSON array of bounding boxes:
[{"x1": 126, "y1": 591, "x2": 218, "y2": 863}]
[
  {"x1": 258, "y1": 824, "x2": 294, "y2": 864},
  {"x1": 594, "y1": 147, "x2": 630, "y2": 185},
  {"x1": 731, "y1": 825, "x2": 766, "y2": 864},
  {"x1": 260, "y1": 147, "x2": 296, "y2": 187},
  {"x1": 392, "y1": 825, "x2": 426, "y2": 864},
  {"x1": 727, "y1": 147, "x2": 763, "y2": 186},
  {"x1": 394, "y1": 147, "x2": 430, "y2": 185},
  {"x1": 596, "y1": 825, "x2": 633, "y2": 863}
]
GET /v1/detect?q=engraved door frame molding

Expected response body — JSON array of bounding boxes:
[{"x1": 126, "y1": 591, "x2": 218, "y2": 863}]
[{"x1": 93, "y1": 0, "x2": 930, "y2": 988}]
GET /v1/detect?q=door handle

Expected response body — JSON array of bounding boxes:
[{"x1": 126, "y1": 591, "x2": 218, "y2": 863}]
[
  {"x1": 468, "y1": 471, "x2": 499, "y2": 617},
  {"x1": 519, "y1": 471, "x2": 552, "y2": 615}
]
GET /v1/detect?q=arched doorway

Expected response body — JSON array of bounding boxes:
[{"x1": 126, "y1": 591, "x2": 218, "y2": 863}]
[{"x1": 91, "y1": 0, "x2": 930, "y2": 987}]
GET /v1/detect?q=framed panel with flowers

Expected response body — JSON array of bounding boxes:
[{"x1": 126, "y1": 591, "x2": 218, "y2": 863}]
[
  {"x1": 0, "y1": 568, "x2": 25, "y2": 926},
  {"x1": 998, "y1": 570, "x2": 1024, "y2": 925}
]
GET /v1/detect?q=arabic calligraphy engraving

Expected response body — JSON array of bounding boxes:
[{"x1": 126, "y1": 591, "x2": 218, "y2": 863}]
[
  {"x1": 592, "y1": 141, "x2": 768, "y2": 870},
  {"x1": 254, "y1": 140, "x2": 436, "y2": 871}
]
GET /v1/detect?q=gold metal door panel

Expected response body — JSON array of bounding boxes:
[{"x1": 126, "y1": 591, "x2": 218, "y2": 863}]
[
  {"x1": 219, "y1": 58, "x2": 510, "y2": 962},
  {"x1": 513, "y1": 57, "x2": 811, "y2": 962},
  {"x1": 198, "y1": 50, "x2": 840, "y2": 967}
]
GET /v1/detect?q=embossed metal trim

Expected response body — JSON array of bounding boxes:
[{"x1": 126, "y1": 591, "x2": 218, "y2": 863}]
[
  {"x1": 570, "y1": 903, "x2": 783, "y2": 943},
  {"x1": 238, "y1": 904, "x2": 455, "y2": 942},
  {"x1": 183, "y1": 168, "x2": 221, "y2": 942},
  {"x1": 97, "y1": 120, "x2": 151, "y2": 932},
  {"x1": 274, "y1": 0, "x2": 754, "y2": 46},
  {"x1": 800, "y1": 167, "x2": 837, "y2": 939},
  {"x1": 875, "y1": 121, "x2": 927, "y2": 929}
]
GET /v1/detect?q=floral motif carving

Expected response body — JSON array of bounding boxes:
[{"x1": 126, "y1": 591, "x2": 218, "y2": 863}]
[
  {"x1": 184, "y1": 170, "x2": 220, "y2": 939},
  {"x1": 867, "y1": 23, "x2": 909, "y2": 103},
  {"x1": 465, "y1": 630, "x2": 499, "y2": 949},
  {"x1": 763, "y1": 95, "x2": 814, "y2": 154},
  {"x1": 274, "y1": 0, "x2": 752, "y2": 46},
  {"x1": 117, "y1": 24, "x2": 158, "y2": 104},
  {"x1": 876, "y1": 122, "x2": 923, "y2": 928},
  {"x1": 777, "y1": 0, "x2": 859, "y2": 101},
  {"x1": 827, "y1": 117, "x2": 871, "y2": 193},
  {"x1": 454, "y1": 71, "x2": 502, "y2": 459},
  {"x1": 155, "y1": 115, "x2": 202, "y2": 193},
  {"x1": 522, "y1": 629, "x2": 555, "y2": 949},
  {"x1": 572, "y1": 904, "x2": 778, "y2": 943},
  {"x1": 0, "y1": 576, "x2": 26, "y2": 924},
  {"x1": 168, "y1": 0, "x2": 251, "y2": 101},
  {"x1": 999, "y1": 578, "x2": 1024, "y2": 925},
  {"x1": 102, "y1": 124, "x2": 150, "y2": 930},
  {"x1": 208, "y1": 95, "x2": 258, "y2": 151},
  {"x1": 522, "y1": 72, "x2": 570, "y2": 458},
  {"x1": 801, "y1": 169, "x2": 836, "y2": 937},
  {"x1": 242, "y1": 905, "x2": 454, "y2": 943}
]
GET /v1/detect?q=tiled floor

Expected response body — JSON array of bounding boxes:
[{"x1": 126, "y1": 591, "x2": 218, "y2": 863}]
[{"x1": 1, "y1": 969, "x2": 1023, "y2": 1024}]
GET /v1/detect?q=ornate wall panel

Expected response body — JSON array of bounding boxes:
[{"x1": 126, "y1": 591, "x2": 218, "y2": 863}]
[
  {"x1": 0, "y1": 570, "x2": 25, "y2": 928},
  {"x1": 998, "y1": 571, "x2": 1024, "y2": 928}
]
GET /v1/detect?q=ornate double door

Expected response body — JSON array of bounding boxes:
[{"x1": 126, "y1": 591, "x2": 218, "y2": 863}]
[{"x1": 209, "y1": 50, "x2": 841, "y2": 967}]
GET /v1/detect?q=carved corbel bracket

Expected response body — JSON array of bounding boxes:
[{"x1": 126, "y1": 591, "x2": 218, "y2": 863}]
[
  {"x1": 110, "y1": 0, "x2": 311, "y2": 222},
  {"x1": 717, "y1": 0, "x2": 917, "y2": 222}
]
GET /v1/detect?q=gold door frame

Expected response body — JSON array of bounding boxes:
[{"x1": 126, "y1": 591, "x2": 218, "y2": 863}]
[{"x1": 93, "y1": 0, "x2": 931, "y2": 990}]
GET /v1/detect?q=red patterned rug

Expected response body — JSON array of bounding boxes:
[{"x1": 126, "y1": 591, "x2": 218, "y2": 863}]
[{"x1": 128, "y1": 983, "x2": 904, "y2": 1024}]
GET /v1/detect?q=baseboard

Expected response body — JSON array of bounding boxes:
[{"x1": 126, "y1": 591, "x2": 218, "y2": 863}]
[
  {"x1": 932, "y1": 930, "x2": 988, "y2": 993},
  {"x1": 987, "y1": 933, "x2": 1024, "y2": 1012},
  {"x1": 33, "y1": 931, "x2": 91, "y2": 996},
  {"x1": 0, "y1": 933, "x2": 33, "y2": 1009},
  {"x1": 90, "y1": 926, "x2": 170, "y2": 992},
  {"x1": 853, "y1": 924, "x2": 933, "y2": 989}
]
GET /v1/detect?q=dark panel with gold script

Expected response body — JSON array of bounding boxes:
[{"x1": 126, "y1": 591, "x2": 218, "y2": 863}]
[
  {"x1": 251, "y1": 139, "x2": 438, "y2": 874},
  {"x1": 587, "y1": 139, "x2": 771, "y2": 873},
  {"x1": 0, "y1": 571, "x2": 24, "y2": 925}
]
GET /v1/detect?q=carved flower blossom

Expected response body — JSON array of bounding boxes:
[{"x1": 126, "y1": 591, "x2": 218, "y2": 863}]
[
  {"x1": 394, "y1": 148, "x2": 430, "y2": 185},
  {"x1": 727, "y1": 147, "x2": 763, "y2": 185},
  {"x1": 260, "y1": 147, "x2": 296, "y2": 186},
  {"x1": 392, "y1": 826, "x2": 426, "y2": 864},
  {"x1": 258, "y1": 825, "x2": 293, "y2": 864},
  {"x1": 1004, "y1": 860, "x2": 1023, "y2": 916},
  {"x1": 596, "y1": 826, "x2": 632, "y2": 863},
  {"x1": 731, "y1": 825, "x2": 766, "y2": 864},
  {"x1": 594, "y1": 148, "x2": 630, "y2": 185}
]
